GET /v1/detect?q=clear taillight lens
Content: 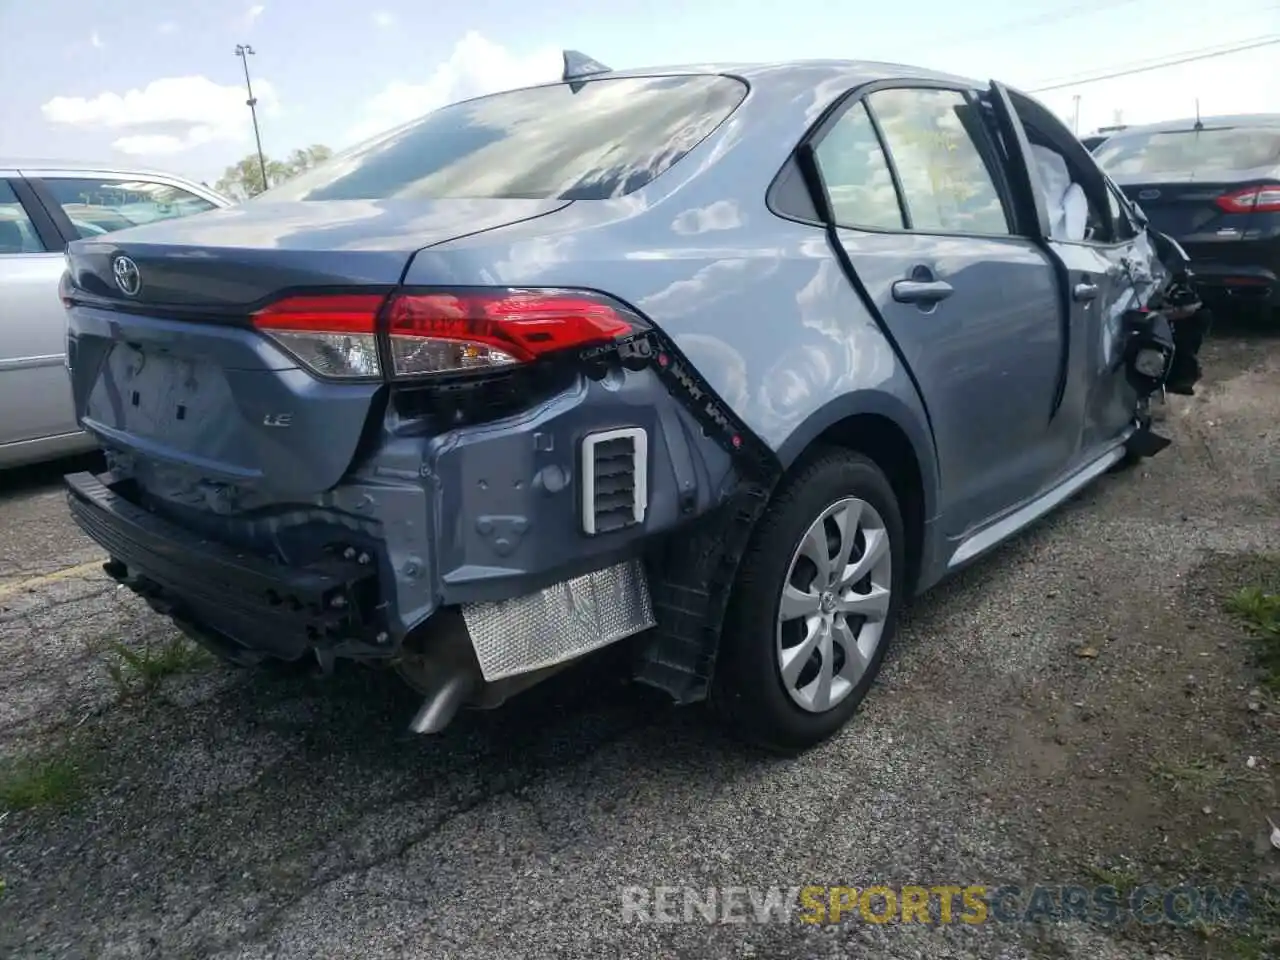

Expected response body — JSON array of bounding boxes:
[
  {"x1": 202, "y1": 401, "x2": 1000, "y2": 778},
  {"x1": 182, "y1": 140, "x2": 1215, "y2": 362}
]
[
  {"x1": 270, "y1": 331, "x2": 381, "y2": 378},
  {"x1": 251, "y1": 294, "x2": 385, "y2": 379},
  {"x1": 388, "y1": 338, "x2": 520, "y2": 377}
]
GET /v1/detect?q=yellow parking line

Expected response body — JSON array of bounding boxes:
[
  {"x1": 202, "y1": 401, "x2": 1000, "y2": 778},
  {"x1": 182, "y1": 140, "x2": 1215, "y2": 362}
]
[{"x1": 0, "y1": 559, "x2": 107, "y2": 602}]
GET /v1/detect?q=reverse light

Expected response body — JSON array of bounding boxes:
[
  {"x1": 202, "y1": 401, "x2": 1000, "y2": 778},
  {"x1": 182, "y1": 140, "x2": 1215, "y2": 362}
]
[
  {"x1": 251, "y1": 288, "x2": 645, "y2": 381},
  {"x1": 252, "y1": 294, "x2": 385, "y2": 379},
  {"x1": 1214, "y1": 185, "x2": 1280, "y2": 214}
]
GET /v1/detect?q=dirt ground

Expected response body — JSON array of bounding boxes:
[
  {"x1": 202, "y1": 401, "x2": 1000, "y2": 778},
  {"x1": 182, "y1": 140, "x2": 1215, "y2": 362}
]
[{"x1": 2, "y1": 326, "x2": 1280, "y2": 960}]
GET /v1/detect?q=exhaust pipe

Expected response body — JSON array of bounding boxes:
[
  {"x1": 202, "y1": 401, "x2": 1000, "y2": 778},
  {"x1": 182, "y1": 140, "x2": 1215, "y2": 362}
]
[
  {"x1": 408, "y1": 672, "x2": 475, "y2": 734},
  {"x1": 395, "y1": 606, "x2": 594, "y2": 734}
]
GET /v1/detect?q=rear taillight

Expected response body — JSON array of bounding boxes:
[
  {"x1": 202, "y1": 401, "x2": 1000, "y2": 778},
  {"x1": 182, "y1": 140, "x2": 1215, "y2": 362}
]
[
  {"x1": 1215, "y1": 185, "x2": 1280, "y2": 214},
  {"x1": 251, "y1": 294, "x2": 385, "y2": 379},
  {"x1": 384, "y1": 291, "x2": 637, "y2": 378},
  {"x1": 251, "y1": 288, "x2": 646, "y2": 381}
]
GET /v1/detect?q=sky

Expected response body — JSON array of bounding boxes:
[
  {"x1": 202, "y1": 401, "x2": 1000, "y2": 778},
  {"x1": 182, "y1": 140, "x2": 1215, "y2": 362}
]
[{"x1": 1, "y1": 0, "x2": 1277, "y2": 187}]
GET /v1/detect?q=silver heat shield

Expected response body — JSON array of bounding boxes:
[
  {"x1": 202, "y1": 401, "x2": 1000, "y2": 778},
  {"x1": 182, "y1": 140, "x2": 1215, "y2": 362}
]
[{"x1": 460, "y1": 559, "x2": 656, "y2": 681}]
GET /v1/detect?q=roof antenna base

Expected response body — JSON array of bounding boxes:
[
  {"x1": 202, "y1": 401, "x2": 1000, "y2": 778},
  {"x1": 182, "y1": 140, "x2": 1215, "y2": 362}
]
[{"x1": 562, "y1": 50, "x2": 611, "y2": 84}]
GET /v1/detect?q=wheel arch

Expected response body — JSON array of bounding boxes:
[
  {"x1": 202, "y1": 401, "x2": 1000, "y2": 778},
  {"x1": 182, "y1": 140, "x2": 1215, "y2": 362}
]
[{"x1": 775, "y1": 391, "x2": 938, "y2": 594}]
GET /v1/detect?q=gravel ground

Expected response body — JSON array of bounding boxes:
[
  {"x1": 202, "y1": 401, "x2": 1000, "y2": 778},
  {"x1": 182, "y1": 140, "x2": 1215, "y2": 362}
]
[{"x1": 2, "y1": 329, "x2": 1279, "y2": 960}]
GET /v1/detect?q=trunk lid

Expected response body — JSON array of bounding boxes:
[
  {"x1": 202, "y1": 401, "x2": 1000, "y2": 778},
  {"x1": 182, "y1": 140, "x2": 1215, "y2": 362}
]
[
  {"x1": 1096, "y1": 122, "x2": 1280, "y2": 253},
  {"x1": 1112, "y1": 177, "x2": 1270, "y2": 246},
  {"x1": 67, "y1": 197, "x2": 569, "y2": 308},
  {"x1": 63, "y1": 197, "x2": 569, "y2": 501}
]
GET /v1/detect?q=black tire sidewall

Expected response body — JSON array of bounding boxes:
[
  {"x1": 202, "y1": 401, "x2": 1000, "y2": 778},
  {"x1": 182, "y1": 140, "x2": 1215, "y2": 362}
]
[{"x1": 713, "y1": 450, "x2": 906, "y2": 752}]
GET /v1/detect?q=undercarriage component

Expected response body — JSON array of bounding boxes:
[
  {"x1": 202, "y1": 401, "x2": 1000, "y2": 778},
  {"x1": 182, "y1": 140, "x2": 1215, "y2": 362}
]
[
  {"x1": 459, "y1": 558, "x2": 655, "y2": 682},
  {"x1": 397, "y1": 605, "x2": 607, "y2": 733}
]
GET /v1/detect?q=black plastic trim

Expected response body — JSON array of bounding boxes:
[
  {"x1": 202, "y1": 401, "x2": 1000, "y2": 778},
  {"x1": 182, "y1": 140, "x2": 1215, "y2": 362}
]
[
  {"x1": 585, "y1": 323, "x2": 783, "y2": 704},
  {"x1": 65, "y1": 471, "x2": 387, "y2": 661},
  {"x1": 7, "y1": 177, "x2": 67, "y2": 252}
]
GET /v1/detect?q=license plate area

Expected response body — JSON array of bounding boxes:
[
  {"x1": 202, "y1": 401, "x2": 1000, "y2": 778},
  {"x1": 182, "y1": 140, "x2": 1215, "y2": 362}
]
[{"x1": 88, "y1": 344, "x2": 235, "y2": 444}]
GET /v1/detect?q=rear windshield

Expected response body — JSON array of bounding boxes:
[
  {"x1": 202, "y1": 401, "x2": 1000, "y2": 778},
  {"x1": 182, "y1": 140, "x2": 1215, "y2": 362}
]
[
  {"x1": 1095, "y1": 126, "x2": 1280, "y2": 179},
  {"x1": 264, "y1": 74, "x2": 748, "y2": 203}
]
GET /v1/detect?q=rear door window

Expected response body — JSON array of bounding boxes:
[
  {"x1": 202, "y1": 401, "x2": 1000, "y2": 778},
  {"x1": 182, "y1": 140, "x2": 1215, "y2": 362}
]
[
  {"x1": 1095, "y1": 127, "x2": 1280, "y2": 179},
  {"x1": 866, "y1": 88, "x2": 1012, "y2": 235},
  {"x1": 0, "y1": 180, "x2": 47, "y2": 253},
  {"x1": 813, "y1": 101, "x2": 905, "y2": 230},
  {"x1": 265, "y1": 75, "x2": 748, "y2": 202},
  {"x1": 41, "y1": 177, "x2": 219, "y2": 239}
]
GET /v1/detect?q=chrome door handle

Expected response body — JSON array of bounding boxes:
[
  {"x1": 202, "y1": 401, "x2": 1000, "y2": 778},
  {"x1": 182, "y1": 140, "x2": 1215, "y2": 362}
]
[
  {"x1": 892, "y1": 279, "x2": 954, "y2": 304},
  {"x1": 1073, "y1": 282, "x2": 1099, "y2": 302}
]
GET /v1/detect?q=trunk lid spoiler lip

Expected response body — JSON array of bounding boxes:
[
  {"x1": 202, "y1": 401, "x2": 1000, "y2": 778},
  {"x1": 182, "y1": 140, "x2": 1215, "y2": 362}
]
[{"x1": 62, "y1": 196, "x2": 577, "y2": 313}]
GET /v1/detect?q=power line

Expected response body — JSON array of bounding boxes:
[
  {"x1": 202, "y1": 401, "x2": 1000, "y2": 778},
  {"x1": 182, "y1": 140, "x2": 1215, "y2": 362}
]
[
  {"x1": 950, "y1": 0, "x2": 1142, "y2": 45},
  {"x1": 1031, "y1": 34, "x2": 1280, "y2": 89},
  {"x1": 1028, "y1": 36, "x2": 1280, "y2": 92}
]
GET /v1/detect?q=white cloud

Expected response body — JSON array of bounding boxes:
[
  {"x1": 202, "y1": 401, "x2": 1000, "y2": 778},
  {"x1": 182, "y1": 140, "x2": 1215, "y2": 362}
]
[
  {"x1": 373, "y1": 11, "x2": 395, "y2": 27},
  {"x1": 157, "y1": 22, "x2": 179, "y2": 35},
  {"x1": 90, "y1": 31, "x2": 104, "y2": 49},
  {"x1": 344, "y1": 31, "x2": 560, "y2": 144},
  {"x1": 237, "y1": 4, "x2": 265, "y2": 29},
  {"x1": 41, "y1": 75, "x2": 280, "y2": 157}
]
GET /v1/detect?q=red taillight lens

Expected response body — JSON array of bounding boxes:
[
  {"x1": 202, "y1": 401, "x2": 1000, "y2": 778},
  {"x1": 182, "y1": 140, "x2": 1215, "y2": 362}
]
[
  {"x1": 384, "y1": 290, "x2": 638, "y2": 378},
  {"x1": 1215, "y1": 185, "x2": 1280, "y2": 214},
  {"x1": 250, "y1": 288, "x2": 644, "y2": 380},
  {"x1": 252, "y1": 294, "x2": 385, "y2": 379}
]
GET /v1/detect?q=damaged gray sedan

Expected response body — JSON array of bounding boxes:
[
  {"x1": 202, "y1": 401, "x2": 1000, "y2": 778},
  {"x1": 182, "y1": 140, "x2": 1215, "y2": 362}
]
[{"x1": 58, "y1": 54, "x2": 1185, "y2": 752}]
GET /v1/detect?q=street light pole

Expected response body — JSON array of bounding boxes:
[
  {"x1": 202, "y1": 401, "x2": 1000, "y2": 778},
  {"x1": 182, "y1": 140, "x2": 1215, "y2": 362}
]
[
  {"x1": 1071, "y1": 95, "x2": 1081, "y2": 135},
  {"x1": 234, "y1": 44, "x2": 269, "y2": 193}
]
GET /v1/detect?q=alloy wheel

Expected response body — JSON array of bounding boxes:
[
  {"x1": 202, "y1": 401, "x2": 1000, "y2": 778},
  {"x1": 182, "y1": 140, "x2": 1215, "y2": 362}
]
[{"x1": 776, "y1": 496, "x2": 893, "y2": 713}]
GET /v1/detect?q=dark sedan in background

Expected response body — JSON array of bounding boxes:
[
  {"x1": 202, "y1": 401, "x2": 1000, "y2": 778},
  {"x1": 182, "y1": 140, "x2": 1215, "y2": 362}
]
[{"x1": 1095, "y1": 114, "x2": 1280, "y2": 320}]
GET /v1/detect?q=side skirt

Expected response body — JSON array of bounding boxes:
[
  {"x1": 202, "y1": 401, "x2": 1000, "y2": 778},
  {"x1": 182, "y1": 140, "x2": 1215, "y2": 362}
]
[{"x1": 947, "y1": 438, "x2": 1130, "y2": 569}]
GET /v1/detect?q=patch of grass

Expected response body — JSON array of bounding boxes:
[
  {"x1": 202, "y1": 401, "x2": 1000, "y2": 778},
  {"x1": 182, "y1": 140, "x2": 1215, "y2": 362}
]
[
  {"x1": 106, "y1": 635, "x2": 212, "y2": 698},
  {"x1": 1226, "y1": 586, "x2": 1280, "y2": 690},
  {"x1": 0, "y1": 751, "x2": 84, "y2": 812},
  {"x1": 1218, "y1": 886, "x2": 1280, "y2": 959},
  {"x1": 1151, "y1": 757, "x2": 1232, "y2": 791},
  {"x1": 1084, "y1": 863, "x2": 1140, "y2": 900}
]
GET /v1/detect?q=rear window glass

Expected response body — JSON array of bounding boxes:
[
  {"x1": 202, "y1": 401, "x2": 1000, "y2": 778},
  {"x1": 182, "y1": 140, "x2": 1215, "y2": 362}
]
[
  {"x1": 1095, "y1": 127, "x2": 1280, "y2": 178},
  {"x1": 264, "y1": 75, "x2": 748, "y2": 203}
]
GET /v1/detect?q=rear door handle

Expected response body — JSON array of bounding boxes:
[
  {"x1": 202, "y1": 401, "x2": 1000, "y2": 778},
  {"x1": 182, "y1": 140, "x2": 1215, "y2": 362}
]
[
  {"x1": 1073, "y1": 282, "x2": 1099, "y2": 302},
  {"x1": 892, "y1": 279, "x2": 954, "y2": 304}
]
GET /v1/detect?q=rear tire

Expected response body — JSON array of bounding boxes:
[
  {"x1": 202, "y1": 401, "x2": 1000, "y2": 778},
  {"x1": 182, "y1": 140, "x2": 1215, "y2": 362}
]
[{"x1": 711, "y1": 448, "x2": 906, "y2": 754}]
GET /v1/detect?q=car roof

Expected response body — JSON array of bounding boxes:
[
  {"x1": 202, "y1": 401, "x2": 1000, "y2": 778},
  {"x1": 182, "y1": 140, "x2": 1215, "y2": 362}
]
[
  {"x1": 591, "y1": 58, "x2": 980, "y2": 88},
  {"x1": 1102, "y1": 113, "x2": 1280, "y2": 136},
  {"x1": 0, "y1": 157, "x2": 205, "y2": 180}
]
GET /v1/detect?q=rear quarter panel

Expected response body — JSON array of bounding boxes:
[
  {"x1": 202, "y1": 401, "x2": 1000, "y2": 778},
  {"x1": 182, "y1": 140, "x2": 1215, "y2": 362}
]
[
  {"x1": 410, "y1": 196, "x2": 938, "y2": 521},
  {"x1": 405, "y1": 66, "x2": 942, "y2": 521}
]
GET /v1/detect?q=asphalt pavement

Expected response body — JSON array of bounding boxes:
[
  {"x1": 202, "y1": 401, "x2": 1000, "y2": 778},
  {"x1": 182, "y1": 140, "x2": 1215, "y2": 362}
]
[{"x1": 2, "y1": 332, "x2": 1279, "y2": 960}]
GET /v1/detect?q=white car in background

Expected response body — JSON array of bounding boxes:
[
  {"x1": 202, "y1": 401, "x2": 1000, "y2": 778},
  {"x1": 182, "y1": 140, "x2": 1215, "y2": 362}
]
[{"x1": 0, "y1": 160, "x2": 231, "y2": 468}]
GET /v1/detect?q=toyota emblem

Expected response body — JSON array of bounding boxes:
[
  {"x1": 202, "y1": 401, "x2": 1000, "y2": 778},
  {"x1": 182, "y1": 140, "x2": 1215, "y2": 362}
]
[{"x1": 112, "y1": 255, "x2": 141, "y2": 297}]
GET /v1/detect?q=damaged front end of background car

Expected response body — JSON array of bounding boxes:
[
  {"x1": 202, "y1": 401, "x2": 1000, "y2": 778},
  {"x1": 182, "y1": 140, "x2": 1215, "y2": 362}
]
[{"x1": 1117, "y1": 224, "x2": 1203, "y2": 461}]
